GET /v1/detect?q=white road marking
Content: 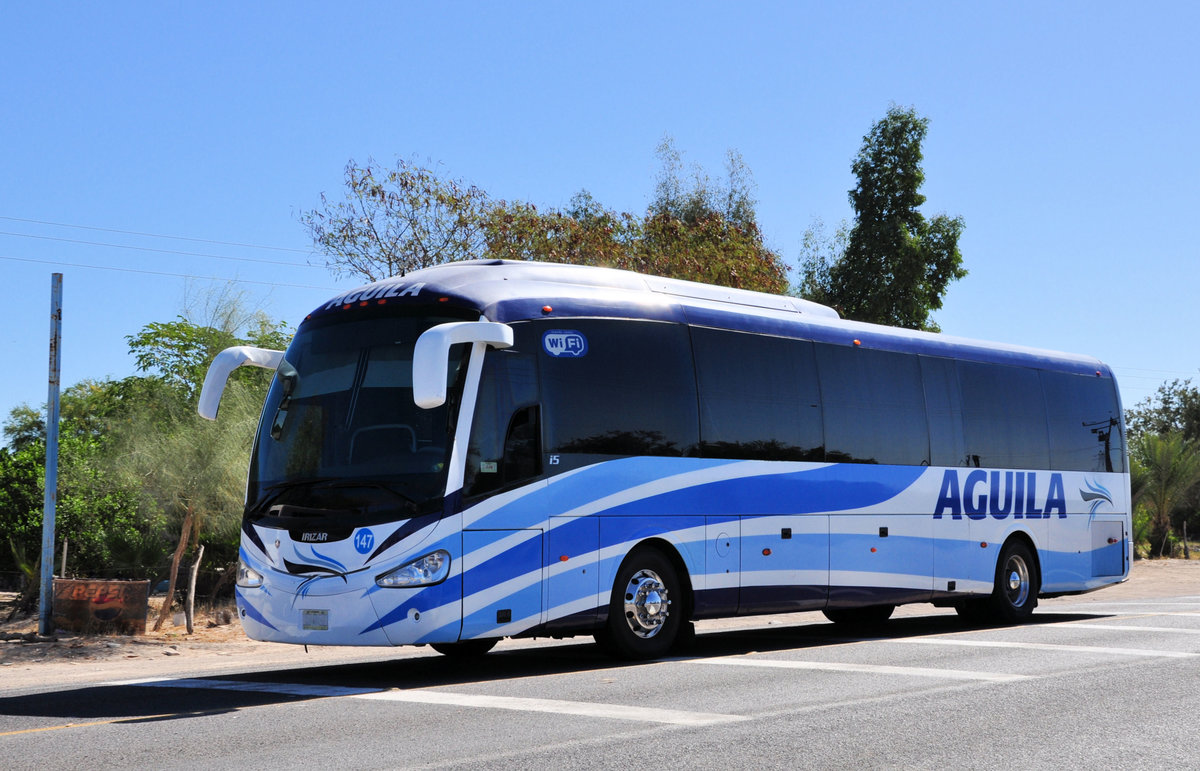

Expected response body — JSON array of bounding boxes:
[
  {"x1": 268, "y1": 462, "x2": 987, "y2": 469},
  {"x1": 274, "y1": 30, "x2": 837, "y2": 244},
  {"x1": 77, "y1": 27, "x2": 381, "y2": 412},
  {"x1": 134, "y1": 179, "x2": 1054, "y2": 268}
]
[
  {"x1": 1033, "y1": 622, "x2": 1200, "y2": 636},
  {"x1": 354, "y1": 689, "x2": 748, "y2": 726},
  {"x1": 894, "y1": 638, "x2": 1198, "y2": 658},
  {"x1": 1055, "y1": 601, "x2": 1200, "y2": 607},
  {"x1": 687, "y1": 655, "x2": 1032, "y2": 682}
]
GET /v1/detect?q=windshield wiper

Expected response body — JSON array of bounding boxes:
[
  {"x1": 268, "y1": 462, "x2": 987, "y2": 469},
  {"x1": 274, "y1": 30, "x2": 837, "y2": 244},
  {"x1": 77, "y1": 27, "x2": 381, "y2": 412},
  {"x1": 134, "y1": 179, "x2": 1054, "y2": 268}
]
[{"x1": 248, "y1": 477, "x2": 339, "y2": 515}]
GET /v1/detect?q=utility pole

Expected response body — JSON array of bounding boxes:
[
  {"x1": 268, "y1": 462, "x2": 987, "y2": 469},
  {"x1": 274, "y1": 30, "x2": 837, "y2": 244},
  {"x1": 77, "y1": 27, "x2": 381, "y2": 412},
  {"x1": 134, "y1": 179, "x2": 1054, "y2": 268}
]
[{"x1": 38, "y1": 273, "x2": 62, "y2": 637}]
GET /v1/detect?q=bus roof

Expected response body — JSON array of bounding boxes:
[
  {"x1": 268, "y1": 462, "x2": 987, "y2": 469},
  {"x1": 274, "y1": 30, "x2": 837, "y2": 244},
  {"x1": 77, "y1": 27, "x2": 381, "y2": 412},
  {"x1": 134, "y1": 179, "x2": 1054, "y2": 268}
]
[{"x1": 309, "y1": 259, "x2": 1112, "y2": 378}]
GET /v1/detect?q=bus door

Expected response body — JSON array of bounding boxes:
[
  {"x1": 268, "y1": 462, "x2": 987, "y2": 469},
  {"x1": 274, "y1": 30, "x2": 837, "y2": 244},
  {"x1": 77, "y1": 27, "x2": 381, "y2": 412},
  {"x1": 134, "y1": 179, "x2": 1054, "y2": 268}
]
[{"x1": 461, "y1": 529, "x2": 544, "y2": 640}]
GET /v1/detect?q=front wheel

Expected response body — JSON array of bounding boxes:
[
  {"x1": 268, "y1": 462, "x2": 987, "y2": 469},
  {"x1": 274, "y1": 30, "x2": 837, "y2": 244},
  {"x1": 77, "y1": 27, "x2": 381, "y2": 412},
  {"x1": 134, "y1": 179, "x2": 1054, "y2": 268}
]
[
  {"x1": 595, "y1": 548, "x2": 683, "y2": 660},
  {"x1": 989, "y1": 540, "x2": 1039, "y2": 623}
]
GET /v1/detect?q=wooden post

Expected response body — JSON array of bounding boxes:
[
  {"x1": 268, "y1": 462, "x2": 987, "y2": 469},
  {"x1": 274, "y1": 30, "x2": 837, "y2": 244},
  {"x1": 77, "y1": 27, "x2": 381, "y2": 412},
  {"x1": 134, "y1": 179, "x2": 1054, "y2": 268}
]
[
  {"x1": 153, "y1": 508, "x2": 193, "y2": 632},
  {"x1": 185, "y1": 544, "x2": 204, "y2": 635}
]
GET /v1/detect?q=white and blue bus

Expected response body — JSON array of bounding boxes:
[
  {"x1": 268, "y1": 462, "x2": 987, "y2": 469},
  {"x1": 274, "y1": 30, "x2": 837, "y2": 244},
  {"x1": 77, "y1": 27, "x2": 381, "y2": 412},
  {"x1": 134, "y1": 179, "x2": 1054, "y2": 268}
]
[{"x1": 199, "y1": 260, "x2": 1130, "y2": 659}]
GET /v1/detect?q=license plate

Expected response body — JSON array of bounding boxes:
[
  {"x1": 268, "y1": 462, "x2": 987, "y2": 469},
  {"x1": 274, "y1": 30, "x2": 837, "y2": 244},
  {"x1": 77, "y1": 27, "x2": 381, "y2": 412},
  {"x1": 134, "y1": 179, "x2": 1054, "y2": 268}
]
[{"x1": 302, "y1": 609, "x2": 329, "y2": 631}]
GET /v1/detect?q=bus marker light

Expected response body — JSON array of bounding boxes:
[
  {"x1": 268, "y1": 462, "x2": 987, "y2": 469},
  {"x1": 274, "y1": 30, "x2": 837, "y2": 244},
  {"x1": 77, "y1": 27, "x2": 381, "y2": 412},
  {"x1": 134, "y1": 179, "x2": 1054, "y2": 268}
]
[
  {"x1": 560, "y1": 555, "x2": 569, "y2": 562},
  {"x1": 853, "y1": 339, "x2": 861, "y2": 346},
  {"x1": 543, "y1": 305, "x2": 553, "y2": 313},
  {"x1": 980, "y1": 542, "x2": 988, "y2": 548},
  {"x1": 762, "y1": 548, "x2": 771, "y2": 556},
  {"x1": 439, "y1": 297, "x2": 450, "y2": 302},
  {"x1": 870, "y1": 547, "x2": 877, "y2": 553},
  {"x1": 359, "y1": 301, "x2": 368, "y2": 306}
]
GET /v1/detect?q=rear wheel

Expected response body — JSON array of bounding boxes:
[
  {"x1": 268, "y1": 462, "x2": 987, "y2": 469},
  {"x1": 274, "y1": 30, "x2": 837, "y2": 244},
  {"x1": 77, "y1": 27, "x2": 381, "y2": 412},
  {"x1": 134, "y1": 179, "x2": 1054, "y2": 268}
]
[
  {"x1": 822, "y1": 604, "x2": 895, "y2": 627},
  {"x1": 989, "y1": 540, "x2": 1039, "y2": 623},
  {"x1": 431, "y1": 638, "x2": 498, "y2": 658},
  {"x1": 594, "y1": 548, "x2": 683, "y2": 660}
]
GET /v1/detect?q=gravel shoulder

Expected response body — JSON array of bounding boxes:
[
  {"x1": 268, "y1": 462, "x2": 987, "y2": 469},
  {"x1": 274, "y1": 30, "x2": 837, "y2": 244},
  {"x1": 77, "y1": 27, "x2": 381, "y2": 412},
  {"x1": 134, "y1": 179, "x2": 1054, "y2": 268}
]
[{"x1": 2, "y1": 558, "x2": 1197, "y2": 692}]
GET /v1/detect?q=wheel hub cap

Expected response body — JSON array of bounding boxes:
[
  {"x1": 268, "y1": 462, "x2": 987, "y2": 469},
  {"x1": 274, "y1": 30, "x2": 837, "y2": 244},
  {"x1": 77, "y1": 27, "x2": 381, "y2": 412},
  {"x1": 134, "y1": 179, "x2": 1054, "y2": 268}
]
[{"x1": 623, "y1": 569, "x2": 670, "y2": 638}]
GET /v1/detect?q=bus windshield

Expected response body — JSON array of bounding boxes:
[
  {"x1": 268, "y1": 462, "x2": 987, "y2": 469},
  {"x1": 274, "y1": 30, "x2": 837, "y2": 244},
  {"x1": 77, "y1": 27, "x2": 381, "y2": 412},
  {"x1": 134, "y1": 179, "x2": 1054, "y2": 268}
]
[{"x1": 247, "y1": 311, "x2": 473, "y2": 518}]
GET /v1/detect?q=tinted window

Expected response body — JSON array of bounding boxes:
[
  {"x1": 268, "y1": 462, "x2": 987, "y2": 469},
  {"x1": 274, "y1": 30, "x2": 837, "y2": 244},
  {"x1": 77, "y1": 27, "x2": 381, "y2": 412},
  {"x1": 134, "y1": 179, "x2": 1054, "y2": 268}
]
[
  {"x1": 464, "y1": 327, "x2": 542, "y2": 499},
  {"x1": 1042, "y1": 371, "x2": 1126, "y2": 472},
  {"x1": 958, "y1": 361, "x2": 1049, "y2": 470},
  {"x1": 692, "y1": 328, "x2": 823, "y2": 461},
  {"x1": 921, "y1": 356, "x2": 966, "y2": 467},
  {"x1": 816, "y1": 344, "x2": 929, "y2": 466},
  {"x1": 539, "y1": 320, "x2": 698, "y2": 465}
]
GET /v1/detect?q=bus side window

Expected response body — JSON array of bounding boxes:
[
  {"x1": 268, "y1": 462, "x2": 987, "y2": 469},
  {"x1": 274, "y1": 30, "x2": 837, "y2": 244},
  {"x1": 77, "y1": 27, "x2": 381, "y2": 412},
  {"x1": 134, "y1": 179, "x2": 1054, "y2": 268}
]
[
  {"x1": 464, "y1": 333, "x2": 541, "y2": 500},
  {"x1": 958, "y1": 361, "x2": 1050, "y2": 470},
  {"x1": 1041, "y1": 371, "x2": 1125, "y2": 473},
  {"x1": 502, "y1": 405, "x2": 542, "y2": 483},
  {"x1": 920, "y1": 355, "x2": 966, "y2": 468}
]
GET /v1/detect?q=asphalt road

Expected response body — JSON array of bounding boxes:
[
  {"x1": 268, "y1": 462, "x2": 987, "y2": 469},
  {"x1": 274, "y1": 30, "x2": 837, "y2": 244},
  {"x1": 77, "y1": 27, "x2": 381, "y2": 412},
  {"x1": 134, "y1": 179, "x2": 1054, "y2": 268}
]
[{"x1": 2, "y1": 593, "x2": 1199, "y2": 770}]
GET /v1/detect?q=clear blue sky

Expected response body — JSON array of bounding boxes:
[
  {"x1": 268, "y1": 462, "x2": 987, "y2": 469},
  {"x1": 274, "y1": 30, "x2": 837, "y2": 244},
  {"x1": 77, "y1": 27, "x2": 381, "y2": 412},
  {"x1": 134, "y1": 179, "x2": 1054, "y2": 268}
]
[{"x1": 2, "y1": 2, "x2": 1196, "y2": 438}]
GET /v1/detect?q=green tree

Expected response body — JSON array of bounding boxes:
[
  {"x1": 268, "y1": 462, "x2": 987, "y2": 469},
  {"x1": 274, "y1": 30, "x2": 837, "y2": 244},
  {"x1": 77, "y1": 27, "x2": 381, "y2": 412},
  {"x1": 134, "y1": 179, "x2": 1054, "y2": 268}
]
[
  {"x1": 1, "y1": 384, "x2": 148, "y2": 582},
  {"x1": 1127, "y1": 379, "x2": 1200, "y2": 443},
  {"x1": 800, "y1": 105, "x2": 966, "y2": 330},
  {"x1": 111, "y1": 381, "x2": 260, "y2": 628},
  {"x1": 1130, "y1": 432, "x2": 1200, "y2": 557},
  {"x1": 0, "y1": 291, "x2": 288, "y2": 602},
  {"x1": 301, "y1": 156, "x2": 491, "y2": 282}
]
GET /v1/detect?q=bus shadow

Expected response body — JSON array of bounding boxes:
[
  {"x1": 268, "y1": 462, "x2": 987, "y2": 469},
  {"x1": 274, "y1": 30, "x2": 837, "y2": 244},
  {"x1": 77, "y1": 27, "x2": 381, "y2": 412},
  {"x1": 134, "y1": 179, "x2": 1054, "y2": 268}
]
[{"x1": 0, "y1": 610, "x2": 1110, "y2": 722}]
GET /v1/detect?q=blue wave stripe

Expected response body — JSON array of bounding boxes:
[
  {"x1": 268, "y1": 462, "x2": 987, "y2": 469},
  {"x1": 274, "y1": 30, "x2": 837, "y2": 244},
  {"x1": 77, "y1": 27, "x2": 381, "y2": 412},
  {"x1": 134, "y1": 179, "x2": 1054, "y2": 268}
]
[
  {"x1": 362, "y1": 573, "x2": 462, "y2": 635},
  {"x1": 601, "y1": 464, "x2": 926, "y2": 518},
  {"x1": 235, "y1": 589, "x2": 278, "y2": 631},
  {"x1": 466, "y1": 457, "x2": 744, "y2": 530}
]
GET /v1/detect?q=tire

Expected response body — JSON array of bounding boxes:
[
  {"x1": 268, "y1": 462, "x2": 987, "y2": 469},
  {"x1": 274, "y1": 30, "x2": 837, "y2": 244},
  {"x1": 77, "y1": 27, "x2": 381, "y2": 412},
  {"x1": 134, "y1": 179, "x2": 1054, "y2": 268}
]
[
  {"x1": 988, "y1": 540, "x2": 1039, "y2": 623},
  {"x1": 430, "y1": 638, "x2": 498, "y2": 658},
  {"x1": 594, "y1": 548, "x2": 683, "y2": 660},
  {"x1": 822, "y1": 604, "x2": 895, "y2": 627}
]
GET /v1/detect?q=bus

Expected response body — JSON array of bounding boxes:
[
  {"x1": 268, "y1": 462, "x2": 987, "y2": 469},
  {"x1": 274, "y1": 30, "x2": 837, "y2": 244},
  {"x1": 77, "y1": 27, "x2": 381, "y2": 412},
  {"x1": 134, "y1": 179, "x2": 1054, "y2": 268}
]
[{"x1": 198, "y1": 259, "x2": 1130, "y2": 659}]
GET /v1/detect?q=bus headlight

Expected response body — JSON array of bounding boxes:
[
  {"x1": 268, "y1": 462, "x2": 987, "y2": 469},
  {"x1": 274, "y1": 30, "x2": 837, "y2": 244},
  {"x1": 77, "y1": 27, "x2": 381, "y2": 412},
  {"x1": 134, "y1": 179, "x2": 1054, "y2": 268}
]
[
  {"x1": 376, "y1": 550, "x2": 451, "y2": 588},
  {"x1": 236, "y1": 560, "x2": 264, "y2": 588}
]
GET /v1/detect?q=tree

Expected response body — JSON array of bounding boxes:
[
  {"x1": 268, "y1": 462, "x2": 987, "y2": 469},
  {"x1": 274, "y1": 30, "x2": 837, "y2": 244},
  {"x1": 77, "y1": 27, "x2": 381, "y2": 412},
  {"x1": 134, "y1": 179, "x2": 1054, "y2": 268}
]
[
  {"x1": 1127, "y1": 379, "x2": 1200, "y2": 443},
  {"x1": 799, "y1": 105, "x2": 966, "y2": 330},
  {"x1": 484, "y1": 191, "x2": 640, "y2": 268},
  {"x1": 0, "y1": 290, "x2": 288, "y2": 607},
  {"x1": 301, "y1": 157, "x2": 491, "y2": 282},
  {"x1": 639, "y1": 138, "x2": 789, "y2": 293},
  {"x1": 485, "y1": 140, "x2": 790, "y2": 294},
  {"x1": 111, "y1": 381, "x2": 259, "y2": 629},
  {"x1": 1131, "y1": 432, "x2": 1200, "y2": 557}
]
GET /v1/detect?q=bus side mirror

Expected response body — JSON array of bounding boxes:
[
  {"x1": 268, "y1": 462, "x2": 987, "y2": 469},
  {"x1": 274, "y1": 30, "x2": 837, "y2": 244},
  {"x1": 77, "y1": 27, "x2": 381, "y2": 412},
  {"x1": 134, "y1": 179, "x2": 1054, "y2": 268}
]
[
  {"x1": 413, "y1": 321, "x2": 514, "y2": 409},
  {"x1": 198, "y1": 346, "x2": 285, "y2": 420}
]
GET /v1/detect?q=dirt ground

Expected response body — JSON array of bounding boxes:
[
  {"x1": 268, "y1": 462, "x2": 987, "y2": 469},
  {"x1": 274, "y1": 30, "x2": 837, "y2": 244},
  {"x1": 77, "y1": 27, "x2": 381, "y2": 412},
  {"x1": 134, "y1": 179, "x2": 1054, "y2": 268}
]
[{"x1": 2, "y1": 559, "x2": 1197, "y2": 691}]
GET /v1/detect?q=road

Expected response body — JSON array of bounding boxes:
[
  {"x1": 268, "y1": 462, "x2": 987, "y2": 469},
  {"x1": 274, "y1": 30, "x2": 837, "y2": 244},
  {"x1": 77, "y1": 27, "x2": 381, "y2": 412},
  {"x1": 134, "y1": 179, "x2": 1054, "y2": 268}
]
[{"x1": 2, "y1": 591, "x2": 1199, "y2": 769}]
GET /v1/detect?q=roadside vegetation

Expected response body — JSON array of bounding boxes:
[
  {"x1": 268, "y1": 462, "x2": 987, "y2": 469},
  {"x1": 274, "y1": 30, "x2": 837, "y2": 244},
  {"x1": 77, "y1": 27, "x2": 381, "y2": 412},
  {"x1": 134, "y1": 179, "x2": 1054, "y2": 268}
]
[{"x1": 1127, "y1": 380, "x2": 1200, "y2": 559}]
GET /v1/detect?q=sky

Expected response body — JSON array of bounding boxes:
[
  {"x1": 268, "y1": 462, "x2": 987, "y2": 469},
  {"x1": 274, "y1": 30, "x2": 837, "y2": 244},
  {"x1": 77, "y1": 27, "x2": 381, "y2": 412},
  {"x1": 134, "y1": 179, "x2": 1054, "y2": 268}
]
[{"x1": 2, "y1": 2, "x2": 1197, "y2": 442}]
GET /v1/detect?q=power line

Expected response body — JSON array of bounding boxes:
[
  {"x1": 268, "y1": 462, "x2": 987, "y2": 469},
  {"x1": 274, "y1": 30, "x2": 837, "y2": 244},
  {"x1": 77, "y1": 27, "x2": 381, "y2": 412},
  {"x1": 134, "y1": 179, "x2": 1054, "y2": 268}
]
[
  {"x1": 0, "y1": 254, "x2": 336, "y2": 291},
  {"x1": 0, "y1": 214, "x2": 311, "y2": 254},
  {"x1": 0, "y1": 230, "x2": 326, "y2": 269}
]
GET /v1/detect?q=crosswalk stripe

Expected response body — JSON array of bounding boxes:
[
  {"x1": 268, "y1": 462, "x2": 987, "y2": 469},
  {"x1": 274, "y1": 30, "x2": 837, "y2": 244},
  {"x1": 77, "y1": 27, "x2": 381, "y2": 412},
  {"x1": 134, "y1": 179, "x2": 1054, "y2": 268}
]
[
  {"x1": 686, "y1": 655, "x2": 1032, "y2": 682},
  {"x1": 893, "y1": 637, "x2": 1197, "y2": 658},
  {"x1": 354, "y1": 689, "x2": 748, "y2": 726}
]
